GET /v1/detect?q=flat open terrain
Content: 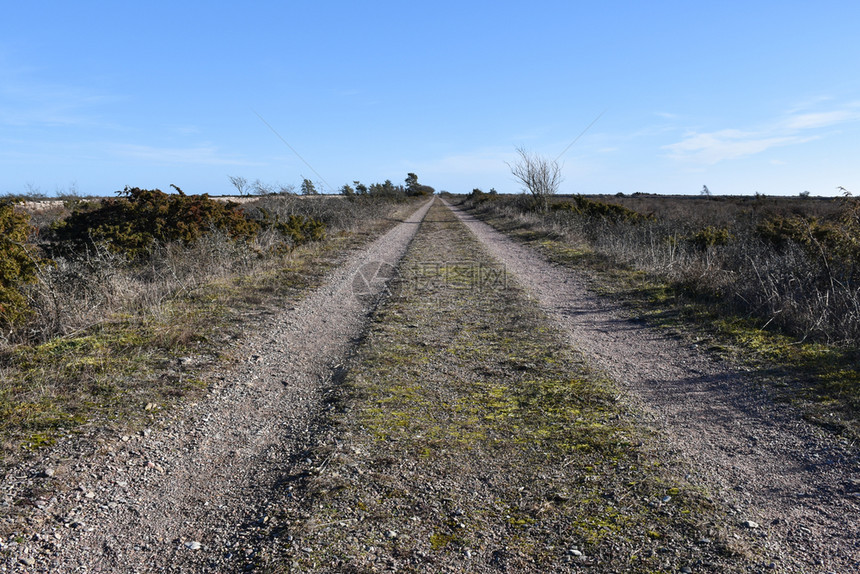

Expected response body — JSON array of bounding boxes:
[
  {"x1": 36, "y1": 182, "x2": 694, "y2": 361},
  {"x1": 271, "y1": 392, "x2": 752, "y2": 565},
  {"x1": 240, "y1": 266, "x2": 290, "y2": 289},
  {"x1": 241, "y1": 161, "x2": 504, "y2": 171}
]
[
  {"x1": 1, "y1": 198, "x2": 857, "y2": 573},
  {"x1": 447, "y1": 200, "x2": 860, "y2": 573}
]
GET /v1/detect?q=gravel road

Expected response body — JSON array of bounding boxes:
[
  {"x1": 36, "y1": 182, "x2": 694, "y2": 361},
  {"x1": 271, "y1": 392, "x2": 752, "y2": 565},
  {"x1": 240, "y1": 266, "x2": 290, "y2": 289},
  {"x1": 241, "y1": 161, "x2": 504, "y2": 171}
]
[
  {"x1": 1, "y1": 199, "x2": 433, "y2": 573},
  {"x1": 4, "y1": 195, "x2": 858, "y2": 573},
  {"x1": 446, "y1": 200, "x2": 860, "y2": 572}
]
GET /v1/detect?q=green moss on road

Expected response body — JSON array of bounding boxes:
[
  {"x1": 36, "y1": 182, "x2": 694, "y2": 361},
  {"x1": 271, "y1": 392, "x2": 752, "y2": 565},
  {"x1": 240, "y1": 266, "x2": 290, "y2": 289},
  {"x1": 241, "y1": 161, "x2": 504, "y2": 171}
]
[{"x1": 278, "y1": 202, "x2": 756, "y2": 573}]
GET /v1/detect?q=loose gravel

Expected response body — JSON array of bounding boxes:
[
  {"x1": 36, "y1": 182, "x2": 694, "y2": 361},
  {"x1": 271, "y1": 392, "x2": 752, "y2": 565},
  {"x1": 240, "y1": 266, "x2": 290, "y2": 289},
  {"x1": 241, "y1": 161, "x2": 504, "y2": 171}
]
[
  {"x1": 3, "y1": 195, "x2": 857, "y2": 573},
  {"x1": 0, "y1": 199, "x2": 433, "y2": 573},
  {"x1": 447, "y1": 200, "x2": 860, "y2": 572},
  {"x1": 274, "y1": 199, "x2": 753, "y2": 573}
]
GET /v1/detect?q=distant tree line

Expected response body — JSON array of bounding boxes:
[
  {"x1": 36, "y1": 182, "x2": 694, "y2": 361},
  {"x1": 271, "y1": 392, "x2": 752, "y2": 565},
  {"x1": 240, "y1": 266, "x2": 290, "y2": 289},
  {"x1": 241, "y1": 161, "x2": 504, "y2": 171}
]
[
  {"x1": 230, "y1": 173, "x2": 435, "y2": 199},
  {"x1": 340, "y1": 173, "x2": 435, "y2": 198}
]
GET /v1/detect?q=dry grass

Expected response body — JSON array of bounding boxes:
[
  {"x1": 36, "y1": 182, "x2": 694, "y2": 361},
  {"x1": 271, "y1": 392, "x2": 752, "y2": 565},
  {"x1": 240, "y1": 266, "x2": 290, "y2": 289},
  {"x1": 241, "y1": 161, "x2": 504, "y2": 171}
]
[
  {"x1": 461, "y1": 193, "x2": 860, "y2": 438},
  {"x1": 6, "y1": 195, "x2": 415, "y2": 344},
  {"x1": 266, "y1": 202, "x2": 756, "y2": 573},
  {"x1": 463, "y1": 193, "x2": 860, "y2": 344},
  {"x1": 0, "y1": 196, "x2": 419, "y2": 470}
]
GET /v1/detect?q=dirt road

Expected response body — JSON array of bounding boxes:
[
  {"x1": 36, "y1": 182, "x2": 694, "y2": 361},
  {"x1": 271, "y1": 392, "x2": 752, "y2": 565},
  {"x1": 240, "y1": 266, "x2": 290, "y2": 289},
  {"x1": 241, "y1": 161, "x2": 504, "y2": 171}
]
[
  {"x1": 4, "y1": 196, "x2": 858, "y2": 572},
  {"x1": 2, "y1": 200, "x2": 432, "y2": 573},
  {"x1": 446, "y1": 199, "x2": 860, "y2": 572}
]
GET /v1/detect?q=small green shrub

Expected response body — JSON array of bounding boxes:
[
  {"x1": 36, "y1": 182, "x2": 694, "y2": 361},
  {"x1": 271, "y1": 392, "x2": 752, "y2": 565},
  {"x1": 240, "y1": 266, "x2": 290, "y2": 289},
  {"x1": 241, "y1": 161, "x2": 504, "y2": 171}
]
[
  {"x1": 0, "y1": 201, "x2": 43, "y2": 328},
  {"x1": 259, "y1": 210, "x2": 326, "y2": 247},
  {"x1": 552, "y1": 195, "x2": 651, "y2": 224},
  {"x1": 50, "y1": 187, "x2": 260, "y2": 258},
  {"x1": 757, "y1": 212, "x2": 860, "y2": 264},
  {"x1": 688, "y1": 226, "x2": 732, "y2": 250},
  {"x1": 468, "y1": 188, "x2": 494, "y2": 204}
]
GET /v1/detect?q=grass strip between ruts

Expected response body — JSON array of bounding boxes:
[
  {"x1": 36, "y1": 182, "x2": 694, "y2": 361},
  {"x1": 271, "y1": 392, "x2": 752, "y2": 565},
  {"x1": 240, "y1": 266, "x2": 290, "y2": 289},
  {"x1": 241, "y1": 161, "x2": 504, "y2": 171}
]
[
  {"x1": 467, "y1": 203, "x2": 860, "y2": 442},
  {"x1": 276, "y1": 201, "x2": 759, "y2": 573},
  {"x1": 0, "y1": 207, "x2": 409, "y2": 474}
]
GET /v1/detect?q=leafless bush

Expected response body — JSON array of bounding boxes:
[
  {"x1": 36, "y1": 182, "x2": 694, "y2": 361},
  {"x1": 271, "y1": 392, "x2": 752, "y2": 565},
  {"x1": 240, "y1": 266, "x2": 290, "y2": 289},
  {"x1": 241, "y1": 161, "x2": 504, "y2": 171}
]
[
  {"x1": 507, "y1": 148, "x2": 563, "y2": 212},
  {"x1": 467, "y1": 195, "x2": 860, "y2": 346},
  {"x1": 2, "y1": 194, "x2": 412, "y2": 347},
  {"x1": 247, "y1": 194, "x2": 404, "y2": 234},
  {"x1": 15, "y1": 231, "x2": 262, "y2": 343}
]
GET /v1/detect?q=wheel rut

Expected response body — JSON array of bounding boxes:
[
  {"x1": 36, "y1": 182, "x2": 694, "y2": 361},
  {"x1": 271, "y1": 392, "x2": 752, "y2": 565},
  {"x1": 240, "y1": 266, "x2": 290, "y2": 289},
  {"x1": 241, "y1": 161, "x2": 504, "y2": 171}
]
[
  {"x1": 9, "y1": 196, "x2": 858, "y2": 572},
  {"x1": 445, "y1": 199, "x2": 860, "y2": 573},
  {"x1": 7, "y1": 199, "x2": 434, "y2": 573}
]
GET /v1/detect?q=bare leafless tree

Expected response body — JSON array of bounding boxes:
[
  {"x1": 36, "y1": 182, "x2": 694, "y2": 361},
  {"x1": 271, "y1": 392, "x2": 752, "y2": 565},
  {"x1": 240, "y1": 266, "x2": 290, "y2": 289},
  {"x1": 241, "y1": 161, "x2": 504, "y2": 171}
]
[
  {"x1": 508, "y1": 147, "x2": 563, "y2": 211},
  {"x1": 252, "y1": 179, "x2": 274, "y2": 196},
  {"x1": 228, "y1": 175, "x2": 249, "y2": 196}
]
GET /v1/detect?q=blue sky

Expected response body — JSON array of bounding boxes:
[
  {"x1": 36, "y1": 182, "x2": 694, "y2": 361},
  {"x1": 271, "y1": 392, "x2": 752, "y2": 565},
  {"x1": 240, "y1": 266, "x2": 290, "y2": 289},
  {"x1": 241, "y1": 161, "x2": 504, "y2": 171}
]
[{"x1": 2, "y1": 1, "x2": 859, "y2": 197}]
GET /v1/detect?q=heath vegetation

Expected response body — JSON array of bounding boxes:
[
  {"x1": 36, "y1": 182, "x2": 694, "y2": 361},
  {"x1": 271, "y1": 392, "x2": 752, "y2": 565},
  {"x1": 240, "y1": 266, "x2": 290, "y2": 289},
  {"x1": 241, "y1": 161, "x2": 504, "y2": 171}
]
[
  {"x1": 0, "y1": 177, "x2": 423, "y2": 468},
  {"x1": 464, "y1": 191, "x2": 857, "y2": 345},
  {"x1": 275, "y1": 201, "x2": 753, "y2": 573},
  {"x1": 461, "y1": 191, "x2": 860, "y2": 434}
]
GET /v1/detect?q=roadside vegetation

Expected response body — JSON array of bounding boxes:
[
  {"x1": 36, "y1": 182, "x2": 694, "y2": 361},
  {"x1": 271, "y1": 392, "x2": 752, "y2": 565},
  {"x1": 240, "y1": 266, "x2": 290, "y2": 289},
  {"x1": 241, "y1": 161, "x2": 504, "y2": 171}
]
[
  {"x1": 270, "y1": 201, "x2": 757, "y2": 573},
  {"x1": 460, "y1": 191, "x2": 860, "y2": 436},
  {"x1": 0, "y1": 179, "x2": 424, "y2": 470}
]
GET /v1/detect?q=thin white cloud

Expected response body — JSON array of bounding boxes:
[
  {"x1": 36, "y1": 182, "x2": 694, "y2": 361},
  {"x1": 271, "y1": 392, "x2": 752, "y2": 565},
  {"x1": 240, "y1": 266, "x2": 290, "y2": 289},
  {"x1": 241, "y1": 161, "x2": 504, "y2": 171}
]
[
  {"x1": 663, "y1": 101, "x2": 860, "y2": 164},
  {"x1": 404, "y1": 148, "x2": 515, "y2": 176},
  {"x1": 0, "y1": 55, "x2": 126, "y2": 128},
  {"x1": 110, "y1": 143, "x2": 259, "y2": 166},
  {"x1": 334, "y1": 88, "x2": 361, "y2": 97},
  {"x1": 0, "y1": 77, "x2": 116, "y2": 127},
  {"x1": 779, "y1": 109, "x2": 860, "y2": 130},
  {"x1": 664, "y1": 130, "x2": 814, "y2": 164},
  {"x1": 165, "y1": 124, "x2": 202, "y2": 136},
  {"x1": 784, "y1": 95, "x2": 836, "y2": 114}
]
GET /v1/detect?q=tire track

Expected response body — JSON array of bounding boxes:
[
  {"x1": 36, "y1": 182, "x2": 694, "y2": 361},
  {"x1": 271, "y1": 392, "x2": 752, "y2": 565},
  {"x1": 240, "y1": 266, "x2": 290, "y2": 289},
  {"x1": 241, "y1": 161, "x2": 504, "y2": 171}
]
[
  {"x1": 445, "y1": 199, "x2": 860, "y2": 573},
  {"x1": 9, "y1": 199, "x2": 434, "y2": 573}
]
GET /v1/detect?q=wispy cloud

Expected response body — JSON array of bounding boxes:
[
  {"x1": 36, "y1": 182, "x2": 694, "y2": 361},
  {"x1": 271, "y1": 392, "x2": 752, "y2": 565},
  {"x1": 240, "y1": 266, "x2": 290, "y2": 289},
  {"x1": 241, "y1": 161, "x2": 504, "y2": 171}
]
[
  {"x1": 779, "y1": 109, "x2": 860, "y2": 130},
  {"x1": 404, "y1": 148, "x2": 515, "y2": 176},
  {"x1": 0, "y1": 77, "x2": 116, "y2": 127},
  {"x1": 165, "y1": 124, "x2": 202, "y2": 136},
  {"x1": 663, "y1": 101, "x2": 860, "y2": 164},
  {"x1": 665, "y1": 130, "x2": 814, "y2": 164},
  {"x1": 334, "y1": 88, "x2": 361, "y2": 97},
  {"x1": 110, "y1": 143, "x2": 259, "y2": 166},
  {"x1": 0, "y1": 54, "x2": 126, "y2": 128}
]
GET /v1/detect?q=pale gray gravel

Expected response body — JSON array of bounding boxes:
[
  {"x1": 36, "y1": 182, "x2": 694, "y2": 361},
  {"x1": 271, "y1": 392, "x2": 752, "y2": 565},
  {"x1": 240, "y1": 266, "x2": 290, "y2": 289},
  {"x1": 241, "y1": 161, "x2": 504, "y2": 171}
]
[
  {"x1": 5, "y1": 195, "x2": 858, "y2": 573},
  {"x1": 0, "y1": 199, "x2": 433, "y2": 573},
  {"x1": 446, "y1": 199, "x2": 860, "y2": 573}
]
